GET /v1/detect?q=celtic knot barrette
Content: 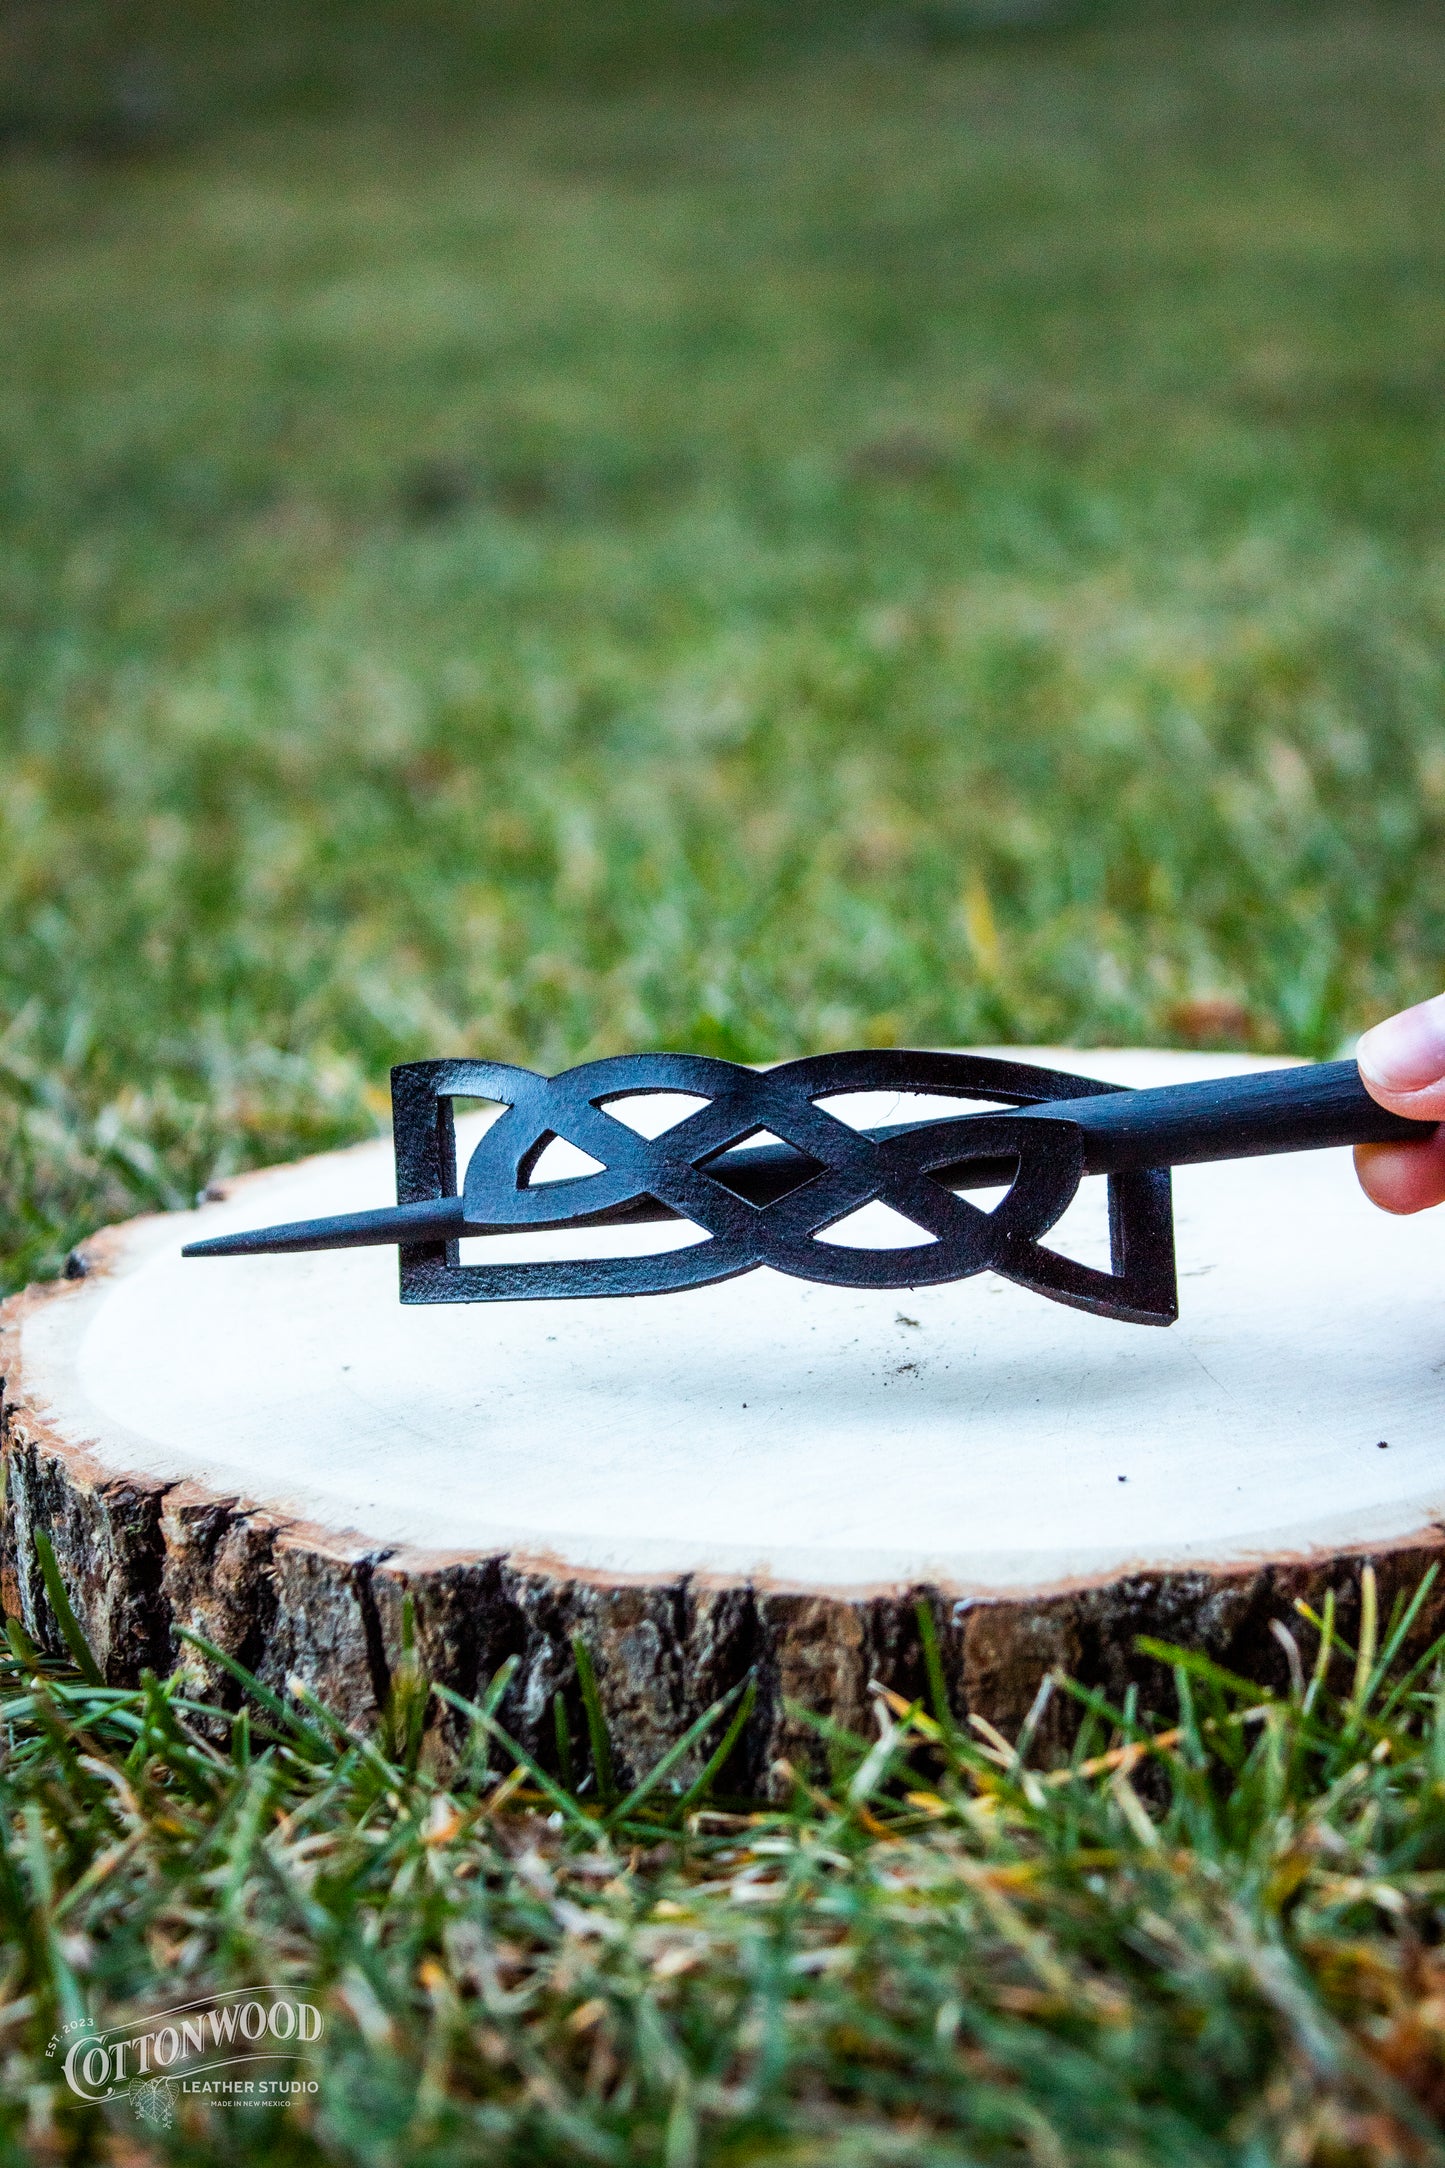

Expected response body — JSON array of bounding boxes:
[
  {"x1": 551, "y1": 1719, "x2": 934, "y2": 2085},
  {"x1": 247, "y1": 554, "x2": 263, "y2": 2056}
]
[{"x1": 183, "y1": 1049, "x2": 1430, "y2": 1327}]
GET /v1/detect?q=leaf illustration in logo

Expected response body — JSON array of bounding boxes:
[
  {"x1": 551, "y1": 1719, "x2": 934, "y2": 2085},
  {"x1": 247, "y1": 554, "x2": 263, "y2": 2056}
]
[{"x1": 132, "y1": 2077, "x2": 175, "y2": 2129}]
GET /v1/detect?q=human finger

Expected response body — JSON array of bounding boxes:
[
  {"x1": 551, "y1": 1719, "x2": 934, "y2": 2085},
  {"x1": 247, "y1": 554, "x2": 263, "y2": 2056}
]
[
  {"x1": 1354, "y1": 1132, "x2": 1445, "y2": 1215},
  {"x1": 1356, "y1": 993, "x2": 1445, "y2": 1119}
]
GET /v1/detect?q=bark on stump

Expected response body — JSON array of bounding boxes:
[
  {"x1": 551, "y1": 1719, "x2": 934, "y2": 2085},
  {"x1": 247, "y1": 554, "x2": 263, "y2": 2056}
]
[{"x1": 5, "y1": 1049, "x2": 1445, "y2": 1792}]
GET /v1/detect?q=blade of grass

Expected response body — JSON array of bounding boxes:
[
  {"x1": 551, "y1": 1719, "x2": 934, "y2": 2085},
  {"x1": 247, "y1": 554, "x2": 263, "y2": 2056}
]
[
  {"x1": 1351, "y1": 1566, "x2": 1379, "y2": 1716},
  {"x1": 554, "y1": 1690, "x2": 576, "y2": 1796},
  {"x1": 32, "y1": 1529, "x2": 102, "y2": 1685},
  {"x1": 1362, "y1": 1563, "x2": 1437, "y2": 1713},
  {"x1": 677, "y1": 1678, "x2": 757, "y2": 1823},
  {"x1": 915, "y1": 1597, "x2": 964, "y2": 1777},
  {"x1": 21, "y1": 1798, "x2": 86, "y2": 2033},
  {"x1": 1297, "y1": 1589, "x2": 1339, "y2": 1716},
  {"x1": 176, "y1": 1626, "x2": 333, "y2": 1761},
  {"x1": 573, "y1": 1636, "x2": 616, "y2": 1811},
  {"x1": 432, "y1": 1682, "x2": 594, "y2": 1833},
  {"x1": 457, "y1": 1654, "x2": 520, "y2": 1788},
  {"x1": 847, "y1": 1699, "x2": 924, "y2": 1812},
  {"x1": 286, "y1": 1675, "x2": 407, "y2": 1788},
  {"x1": 5, "y1": 1616, "x2": 44, "y2": 1669},
  {"x1": 607, "y1": 1676, "x2": 750, "y2": 1829}
]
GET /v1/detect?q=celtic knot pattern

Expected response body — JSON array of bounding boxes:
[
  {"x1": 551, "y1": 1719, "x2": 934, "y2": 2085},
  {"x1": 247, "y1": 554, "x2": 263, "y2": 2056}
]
[{"x1": 391, "y1": 1050, "x2": 1177, "y2": 1325}]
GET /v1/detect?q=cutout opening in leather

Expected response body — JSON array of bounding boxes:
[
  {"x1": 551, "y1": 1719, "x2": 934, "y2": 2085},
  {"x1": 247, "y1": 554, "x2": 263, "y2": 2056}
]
[{"x1": 699, "y1": 1128, "x2": 826, "y2": 1207}]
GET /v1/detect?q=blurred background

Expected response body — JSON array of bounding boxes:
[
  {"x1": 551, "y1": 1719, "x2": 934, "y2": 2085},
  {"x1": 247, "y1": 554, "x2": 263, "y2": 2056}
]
[{"x1": 1, "y1": 0, "x2": 1443, "y2": 1285}]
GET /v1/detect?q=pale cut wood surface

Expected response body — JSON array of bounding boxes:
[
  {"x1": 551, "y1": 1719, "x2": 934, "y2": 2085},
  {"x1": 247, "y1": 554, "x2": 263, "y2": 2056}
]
[{"x1": 5, "y1": 1048, "x2": 1445, "y2": 1786}]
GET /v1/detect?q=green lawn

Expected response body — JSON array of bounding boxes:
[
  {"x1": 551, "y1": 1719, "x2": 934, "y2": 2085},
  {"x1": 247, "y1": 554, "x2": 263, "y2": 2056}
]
[
  {"x1": 9, "y1": 1563, "x2": 1445, "y2": 2164},
  {"x1": 4, "y1": 3, "x2": 1445, "y2": 2157},
  {"x1": 3, "y1": 1, "x2": 1445, "y2": 1288}
]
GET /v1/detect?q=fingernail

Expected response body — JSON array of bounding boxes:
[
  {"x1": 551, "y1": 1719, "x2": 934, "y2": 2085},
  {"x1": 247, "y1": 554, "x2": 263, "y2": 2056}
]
[{"x1": 1357, "y1": 993, "x2": 1445, "y2": 1095}]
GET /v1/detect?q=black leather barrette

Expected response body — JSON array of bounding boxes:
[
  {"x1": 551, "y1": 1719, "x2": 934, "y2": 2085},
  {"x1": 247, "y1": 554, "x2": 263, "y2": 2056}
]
[{"x1": 182, "y1": 1051, "x2": 1432, "y2": 1328}]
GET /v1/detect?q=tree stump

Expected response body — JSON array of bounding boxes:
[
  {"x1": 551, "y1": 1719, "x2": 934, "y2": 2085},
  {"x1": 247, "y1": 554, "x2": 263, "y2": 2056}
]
[{"x1": 5, "y1": 1049, "x2": 1445, "y2": 1790}]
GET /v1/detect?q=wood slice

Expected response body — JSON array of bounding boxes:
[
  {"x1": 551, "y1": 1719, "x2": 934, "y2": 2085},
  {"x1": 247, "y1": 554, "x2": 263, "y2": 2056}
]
[{"x1": 5, "y1": 1048, "x2": 1445, "y2": 1790}]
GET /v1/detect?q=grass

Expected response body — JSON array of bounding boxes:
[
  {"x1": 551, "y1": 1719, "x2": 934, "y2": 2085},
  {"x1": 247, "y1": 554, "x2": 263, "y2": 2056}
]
[
  {"x1": 1, "y1": 2, "x2": 1445, "y2": 1286},
  {"x1": 4, "y1": 2, "x2": 1445, "y2": 2154},
  {"x1": 6, "y1": 1565, "x2": 1445, "y2": 2163}
]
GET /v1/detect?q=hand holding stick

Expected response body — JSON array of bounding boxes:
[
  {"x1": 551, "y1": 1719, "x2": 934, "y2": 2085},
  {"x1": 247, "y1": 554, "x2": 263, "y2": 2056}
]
[{"x1": 1356, "y1": 994, "x2": 1445, "y2": 1214}]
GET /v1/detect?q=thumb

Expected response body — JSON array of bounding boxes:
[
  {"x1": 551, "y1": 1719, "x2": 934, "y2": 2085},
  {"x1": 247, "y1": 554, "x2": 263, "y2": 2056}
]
[{"x1": 1356, "y1": 993, "x2": 1445, "y2": 1120}]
